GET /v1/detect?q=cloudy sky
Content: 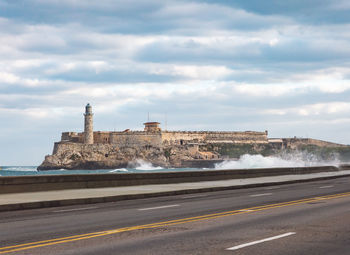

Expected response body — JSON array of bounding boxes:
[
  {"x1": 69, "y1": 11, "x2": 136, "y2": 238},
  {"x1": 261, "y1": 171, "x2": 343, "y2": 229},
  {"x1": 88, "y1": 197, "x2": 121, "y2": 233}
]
[{"x1": 1, "y1": 0, "x2": 350, "y2": 165}]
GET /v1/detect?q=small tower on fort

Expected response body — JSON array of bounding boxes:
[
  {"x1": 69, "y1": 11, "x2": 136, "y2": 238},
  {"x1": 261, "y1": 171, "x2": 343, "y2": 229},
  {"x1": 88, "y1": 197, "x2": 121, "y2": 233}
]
[
  {"x1": 84, "y1": 103, "x2": 94, "y2": 144},
  {"x1": 144, "y1": 122, "x2": 161, "y2": 132}
]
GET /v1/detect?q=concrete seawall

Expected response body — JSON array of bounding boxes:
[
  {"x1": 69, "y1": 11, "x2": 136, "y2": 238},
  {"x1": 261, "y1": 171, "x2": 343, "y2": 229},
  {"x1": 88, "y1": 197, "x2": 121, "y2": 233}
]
[{"x1": 1, "y1": 165, "x2": 349, "y2": 194}]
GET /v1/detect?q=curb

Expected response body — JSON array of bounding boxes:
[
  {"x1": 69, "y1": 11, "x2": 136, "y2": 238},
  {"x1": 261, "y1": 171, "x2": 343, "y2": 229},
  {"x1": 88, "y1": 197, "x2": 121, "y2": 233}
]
[{"x1": 1, "y1": 173, "x2": 350, "y2": 212}]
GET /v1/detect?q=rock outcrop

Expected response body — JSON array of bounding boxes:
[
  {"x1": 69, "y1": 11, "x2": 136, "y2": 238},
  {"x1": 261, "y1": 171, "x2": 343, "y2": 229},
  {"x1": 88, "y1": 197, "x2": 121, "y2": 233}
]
[
  {"x1": 38, "y1": 138, "x2": 350, "y2": 170},
  {"x1": 37, "y1": 142, "x2": 221, "y2": 170}
]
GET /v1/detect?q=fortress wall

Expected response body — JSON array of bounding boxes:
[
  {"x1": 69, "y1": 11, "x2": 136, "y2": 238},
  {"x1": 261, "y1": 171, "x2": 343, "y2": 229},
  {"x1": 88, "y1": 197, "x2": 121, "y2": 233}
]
[
  {"x1": 60, "y1": 131, "x2": 163, "y2": 146},
  {"x1": 307, "y1": 138, "x2": 347, "y2": 147},
  {"x1": 52, "y1": 142, "x2": 84, "y2": 157},
  {"x1": 60, "y1": 130, "x2": 268, "y2": 146},
  {"x1": 205, "y1": 132, "x2": 268, "y2": 143},
  {"x1": 62, "y1": 132, "x2": 111, "y2": 144},
  {"x1": 52, "y1": 142, "x2": 117, "y2": 158},
  {"x1": 54, "y1": 142, "x2": 85, "y2": 154},
  {"x1": 61, "y1": 132, "x2": 84, "y2": 143},
  {"x1": 93, "y1": 132, "x2": 111, "y2": 144},
  {"x1": 283, "y1": 138, "x2": 347, "y2": 148},
  {"x1": 161, "y1": 131, "x2": 268, "y2": 145},
  {"x1": 52, "y1": 142, "x2": 61, "y2": 154},
  {"x1": 61, "y1": 132, "x2": 76, "y2": 141},
  {"x1": 110, "y1": 132, "x2": 162, "y2": 147},
  {"x1": 161, "y1": 132, "x2": 206, "y2": 145}
]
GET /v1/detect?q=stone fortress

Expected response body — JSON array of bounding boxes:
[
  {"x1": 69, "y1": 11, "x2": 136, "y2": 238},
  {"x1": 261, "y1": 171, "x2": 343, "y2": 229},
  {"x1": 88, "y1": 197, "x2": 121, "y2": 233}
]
[{"x1": 38, "y1": 104, "x2": 349, "y2": 170}]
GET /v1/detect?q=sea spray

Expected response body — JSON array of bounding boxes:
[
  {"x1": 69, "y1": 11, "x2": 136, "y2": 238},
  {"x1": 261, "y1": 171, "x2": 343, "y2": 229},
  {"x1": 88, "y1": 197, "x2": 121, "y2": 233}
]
[
  {"x1": 109, "y1": 168, "x2": 128, "y2": 173},
  {"x1": 215, "y1": 152, "x2": 341, "y2": 170},
  {"x1": 129, "y1": 159, "x2": 164, "y2": 171}
]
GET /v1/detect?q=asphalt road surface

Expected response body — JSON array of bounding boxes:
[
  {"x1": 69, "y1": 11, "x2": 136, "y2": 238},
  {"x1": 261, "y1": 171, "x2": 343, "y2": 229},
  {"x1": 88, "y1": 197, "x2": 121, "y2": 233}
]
[{"x1": 0, "y1": 176, "x2": 350, "y2": 254}]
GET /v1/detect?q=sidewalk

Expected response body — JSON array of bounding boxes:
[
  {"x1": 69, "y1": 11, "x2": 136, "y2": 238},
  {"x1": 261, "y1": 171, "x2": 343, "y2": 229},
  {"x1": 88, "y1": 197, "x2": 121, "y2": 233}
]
[{"x1": 1, "y1": 170, "x2": 350, "y2": 212}]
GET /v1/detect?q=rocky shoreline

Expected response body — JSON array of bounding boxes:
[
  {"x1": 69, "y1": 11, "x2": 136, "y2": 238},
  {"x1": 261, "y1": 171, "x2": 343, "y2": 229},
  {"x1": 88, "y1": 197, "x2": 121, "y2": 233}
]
[{"x1": 37, "y1": 142, "x2": 224, "y2": 170}]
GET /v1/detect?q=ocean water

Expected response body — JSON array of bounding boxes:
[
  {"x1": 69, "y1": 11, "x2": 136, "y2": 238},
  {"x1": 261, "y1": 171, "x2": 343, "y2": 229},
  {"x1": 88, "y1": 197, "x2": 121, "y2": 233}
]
[
  {"x1": 0, "y1": 165, "x2": 199, "y2": 177},
  {"x1": 0, "y1": 154, "x2": 344, "y2": 177}
]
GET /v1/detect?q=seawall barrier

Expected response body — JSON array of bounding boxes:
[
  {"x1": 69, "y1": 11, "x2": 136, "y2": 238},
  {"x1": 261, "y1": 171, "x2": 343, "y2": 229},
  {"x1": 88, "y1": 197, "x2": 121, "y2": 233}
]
[{"x1": 1, "y1": 165, "x2": 349, "y2": 194}]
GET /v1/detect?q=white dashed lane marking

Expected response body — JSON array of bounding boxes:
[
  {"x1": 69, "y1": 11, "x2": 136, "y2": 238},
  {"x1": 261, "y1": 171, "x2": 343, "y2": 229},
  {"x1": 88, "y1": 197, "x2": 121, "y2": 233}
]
[
  {"x1": 53, "y1": 207, "x2": 98, "y2": 213},
  {"x1": 319, "y1": 185, "x2": 334, "y2": 189},
  {"x1": 138, "y1": 204, "x2": 180, "y2": 211},
  {"x1": 264, "y1": 186, "x2": 281, "y2": 190},
  {"x1": 249, "y1": 193, "x2": 273, "y2": 197},
  {"x1": 182, "y1": 194, "x2": 208, "y2": 199},
  {"x1": 226, "y1": 232, "x2": 296, "y2": 251}
]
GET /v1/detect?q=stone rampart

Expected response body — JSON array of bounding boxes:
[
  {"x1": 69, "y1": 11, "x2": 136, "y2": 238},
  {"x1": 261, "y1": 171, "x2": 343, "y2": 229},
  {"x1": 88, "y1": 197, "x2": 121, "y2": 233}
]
[
  {"x1": 93, "y1": 131, "x2": 111, "y2": 144},
  {"x1": 53, "y1": 142, "x2": 114, "y2": 158},
  {"x1": 61, "y1": 132, "x2": 83, "y2": 143},
  {"x1": 161, "y1": 131, "x2": 268, "y2": 145},
  {"x1": 283, "y1": 138, "x2": 348, "y2": 149},
  {"x1": 161, "y1": 132, "x2": 206, "y2": 145},
  {"x1": 60, "y1": 130, "x2": 268, "y2": 147},
  {"x1": 110, "y1": 132, "x2": 162, "y2": 147}
]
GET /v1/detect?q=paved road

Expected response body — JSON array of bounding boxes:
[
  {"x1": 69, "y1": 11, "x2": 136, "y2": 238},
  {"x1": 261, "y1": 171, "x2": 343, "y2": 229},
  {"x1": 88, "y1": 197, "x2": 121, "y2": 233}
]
[{"x1": 0, "y1": 176, "x2": 349, "y2": 254}]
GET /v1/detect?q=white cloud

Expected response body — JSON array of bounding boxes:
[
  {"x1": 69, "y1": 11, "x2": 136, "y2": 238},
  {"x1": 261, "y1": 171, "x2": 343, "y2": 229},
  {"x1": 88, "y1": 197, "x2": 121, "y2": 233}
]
[
  {"x1": 149, "y1": 64, "x2": 232, "y2": 79},
  {"x1": 0, "y1": 71, "x2": 50, "y2": 87},
  {"x1": 2, "y1": 0, "x2": 350, "y2": 164},
  {"x1": 233, "y1": 84, "x2": 294, "y2": 97},
  {"x1": 0, "y1": 72, "x2": 20, "y2": 84},
  {"x1": 263, "y1": 102, "x2": 350, "y2": 117},
  {"x1": 0, "y1": 107, "x2": 65, "y2": 119}
]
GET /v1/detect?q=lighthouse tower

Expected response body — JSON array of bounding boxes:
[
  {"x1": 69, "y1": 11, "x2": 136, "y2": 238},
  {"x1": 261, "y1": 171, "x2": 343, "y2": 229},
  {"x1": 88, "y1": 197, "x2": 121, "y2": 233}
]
[{"x1": 84, "y1": 103, "x2": 94, "y2": 144}]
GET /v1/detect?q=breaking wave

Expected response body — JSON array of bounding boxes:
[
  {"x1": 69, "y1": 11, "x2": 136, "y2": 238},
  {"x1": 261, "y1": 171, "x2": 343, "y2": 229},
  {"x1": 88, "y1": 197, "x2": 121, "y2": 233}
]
[
  {"x1": 133, "y1": 159, "x2": 164, "y2": 171},
  {"x1": 215, "y1": 153, "x2": 341, "y2": 170},
  {"x1": 1, "y1": 166, "x2": 38, "y2": 172},
  {"x1": 109, "y1": 168, "x2": 128, "y2": 173}
]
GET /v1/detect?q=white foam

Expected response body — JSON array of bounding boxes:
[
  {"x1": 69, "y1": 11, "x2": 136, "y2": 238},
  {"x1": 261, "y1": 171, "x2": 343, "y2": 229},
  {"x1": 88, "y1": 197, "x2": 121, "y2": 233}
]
[
  {"x1": 215, "y1": 153, "x2": 341, "y2": 170},
  {"x1": 134, "y1": 159, "x2": 163, "y2": 171},
  {"x1": 109, "y1": 168, "x2": 128, "y2": 173},
  {"x1": 4, "y1": 166, "x2": 37, "y2": 172}
]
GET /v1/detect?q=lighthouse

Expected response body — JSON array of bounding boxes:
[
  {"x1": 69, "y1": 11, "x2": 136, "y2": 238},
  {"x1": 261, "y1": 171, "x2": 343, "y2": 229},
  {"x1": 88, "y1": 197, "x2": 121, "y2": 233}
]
[{"x1": 84, "y1": 103, "x2": 94, "y2": 144}]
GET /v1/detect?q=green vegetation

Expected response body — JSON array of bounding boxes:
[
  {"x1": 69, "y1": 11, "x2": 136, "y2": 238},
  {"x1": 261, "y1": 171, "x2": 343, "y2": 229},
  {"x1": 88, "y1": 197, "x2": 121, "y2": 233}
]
[
  {"x1": 69, "y1": 154, "x2": 81, "y2": 160},
  {"x1": 297, "y1": 145, "x2": 350, "y2": 161},
  {"x1": 217, "y1": 144, "x2": 256, "y2": 158},
  {"x1": 163, "y1": 149, "x2": 171, "y2": 159}
]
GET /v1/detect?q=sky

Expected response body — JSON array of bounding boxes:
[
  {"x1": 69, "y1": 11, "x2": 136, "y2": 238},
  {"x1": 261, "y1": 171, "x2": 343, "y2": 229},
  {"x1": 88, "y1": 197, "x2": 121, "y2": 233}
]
[{"x1": 1, "y1": 0, "x2": 350, "y2": 165}]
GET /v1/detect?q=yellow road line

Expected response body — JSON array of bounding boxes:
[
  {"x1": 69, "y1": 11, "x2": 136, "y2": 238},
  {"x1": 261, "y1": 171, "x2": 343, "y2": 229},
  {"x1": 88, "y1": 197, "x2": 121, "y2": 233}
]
[
  {"x1": 1, "y1": 191, "x2": 350, "y2": 254},
  {"x1": 0, "y1": 231, "x2": 107, "y2": 251}
]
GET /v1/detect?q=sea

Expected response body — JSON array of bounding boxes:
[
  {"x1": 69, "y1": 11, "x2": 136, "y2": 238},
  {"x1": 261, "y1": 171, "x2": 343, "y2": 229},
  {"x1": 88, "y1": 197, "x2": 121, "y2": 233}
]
[
  {"x1": 0, "y1": 165, "x2": 200, "y2": 176},
  {"x1": 0, "y1": 154, "x2": 344, "y2": 177}
]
